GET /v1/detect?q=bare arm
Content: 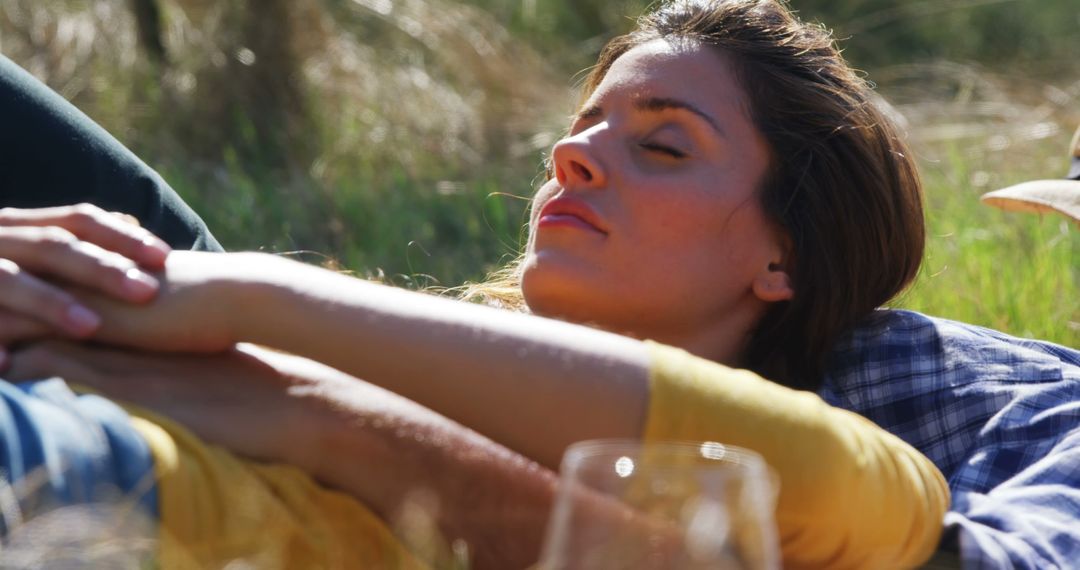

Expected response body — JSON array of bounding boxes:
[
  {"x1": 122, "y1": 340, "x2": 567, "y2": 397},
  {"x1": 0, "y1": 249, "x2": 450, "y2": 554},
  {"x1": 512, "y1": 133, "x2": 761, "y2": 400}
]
[
  {"x1": 8, "y1": 341, "x2": 559, "y2": 569},
  {"x1": 66, "y1": 251, "x2": 950, "y2": 567},
  {"x1": 261, "y1": 346, "x2": 564, "y2": 569},
  {"x1": 85, "y1": 251, "x2": 652, "y2": 468},
  {"x1": 247, "y1": 258, "x2": 652, "y2": 469}
]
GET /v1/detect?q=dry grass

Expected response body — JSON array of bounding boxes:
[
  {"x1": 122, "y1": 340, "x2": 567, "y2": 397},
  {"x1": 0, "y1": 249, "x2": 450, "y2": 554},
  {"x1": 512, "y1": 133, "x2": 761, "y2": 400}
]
[
  {"x1": 0, "y1": 473, "x2": 156, "y2": 569},
  {"x1": 0, "y1": 0, "x2": 1076, "y2": 341},
  {"x1": 0, "y1": 1, "x2": 1076, "y2": 565},
  {"x1": 874, "y1": 61, "x2": 1079, "y2": 345}
]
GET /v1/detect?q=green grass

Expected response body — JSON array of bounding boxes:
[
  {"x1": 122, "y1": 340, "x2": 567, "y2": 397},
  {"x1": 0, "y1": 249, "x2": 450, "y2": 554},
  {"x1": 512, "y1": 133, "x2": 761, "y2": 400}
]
[
  {"x1": 895, "y1": 142, "x2": 1078, "y2": 347},
  {"x1": 163, "y1": 132, "x2": 1079, "y2": 348},
  {"x1": 159, "y1": 94, "x2": 1077, "y2": 349},
  {"x1": 3, "y1": 0, "x2": 1076, "y2": 348},
  {"x1": 160, "y1": 158, "x2": 533, "y2": 287}
]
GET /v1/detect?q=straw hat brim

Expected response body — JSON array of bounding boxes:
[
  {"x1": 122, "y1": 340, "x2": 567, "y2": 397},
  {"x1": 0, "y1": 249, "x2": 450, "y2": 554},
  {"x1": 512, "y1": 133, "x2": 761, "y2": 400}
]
[{"x1": 980, "y1": 179, "x2": 1080, "y2": 223}]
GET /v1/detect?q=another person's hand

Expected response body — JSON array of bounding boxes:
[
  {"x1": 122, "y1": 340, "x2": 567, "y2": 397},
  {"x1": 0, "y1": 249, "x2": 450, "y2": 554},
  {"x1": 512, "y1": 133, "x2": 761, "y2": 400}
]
[
  {"x1": 0, "y1": 204, "x2": 170, "y2": 355},
  {"x1": 5, "y1": 340, "x2": 320, "y2": 462}
]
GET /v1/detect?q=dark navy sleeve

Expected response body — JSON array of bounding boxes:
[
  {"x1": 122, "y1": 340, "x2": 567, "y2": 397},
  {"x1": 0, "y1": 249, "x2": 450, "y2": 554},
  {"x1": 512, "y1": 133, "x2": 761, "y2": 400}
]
[{"x1": 0, "y1": 54, "x2": 222, "y2": 252}]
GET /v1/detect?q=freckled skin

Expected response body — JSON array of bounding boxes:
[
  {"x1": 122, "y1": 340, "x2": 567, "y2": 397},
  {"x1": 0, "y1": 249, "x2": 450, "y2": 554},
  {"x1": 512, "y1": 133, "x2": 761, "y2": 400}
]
[{"x1": 522, "y1": 39, "x2": 792, "y2": 364}]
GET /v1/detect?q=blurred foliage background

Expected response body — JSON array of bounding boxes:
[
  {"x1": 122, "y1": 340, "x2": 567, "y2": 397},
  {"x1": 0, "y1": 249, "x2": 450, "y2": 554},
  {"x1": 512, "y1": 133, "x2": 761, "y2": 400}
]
[{"x1": 0, "y1": 0, "x2": 1076, "y2": 344}]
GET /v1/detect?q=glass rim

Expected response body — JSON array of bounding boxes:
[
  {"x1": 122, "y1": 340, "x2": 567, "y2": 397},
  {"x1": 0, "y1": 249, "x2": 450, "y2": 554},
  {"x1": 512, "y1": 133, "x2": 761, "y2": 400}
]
[{"x1": 562, "y1": 438, "x2": 769, "y2": 471}]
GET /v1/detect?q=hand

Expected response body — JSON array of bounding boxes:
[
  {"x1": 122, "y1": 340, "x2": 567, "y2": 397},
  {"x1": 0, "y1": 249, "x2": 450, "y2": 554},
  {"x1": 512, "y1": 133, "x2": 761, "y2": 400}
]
[
  {"x1": 3, "y1": 338, "x2": 497, "y2": 485},
  {"x1": 0, "y1": 204, "x2": 171, "y2": 355},
  {"x1": 72, "y1": 250, "x2": 282, "y2": 354},
  {"x1": 5, "y1": 340, "x2": 561, "y2": 570},
  {"x1": 4, "y1": 340, "x2": 318, "y2": 461}
]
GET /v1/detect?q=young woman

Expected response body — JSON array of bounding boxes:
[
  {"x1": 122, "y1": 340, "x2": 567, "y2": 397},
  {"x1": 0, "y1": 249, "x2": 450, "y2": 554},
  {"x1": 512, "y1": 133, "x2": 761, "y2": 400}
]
[{"x1": 1, "y1": 0, "x2": 1076, "y2": 568}]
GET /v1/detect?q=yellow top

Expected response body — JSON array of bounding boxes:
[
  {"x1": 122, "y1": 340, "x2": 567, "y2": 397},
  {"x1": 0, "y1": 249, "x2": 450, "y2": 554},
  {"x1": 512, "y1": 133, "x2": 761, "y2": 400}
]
[
  {"x1": 643, "y1": 341, "x2": 949, "y2": 569},
  {"x1": 117, "y1": 342, "x2": 948, "y2": 569},
  {"x1": 128, "y1": 410, "x2": 427, "y2": 570}
]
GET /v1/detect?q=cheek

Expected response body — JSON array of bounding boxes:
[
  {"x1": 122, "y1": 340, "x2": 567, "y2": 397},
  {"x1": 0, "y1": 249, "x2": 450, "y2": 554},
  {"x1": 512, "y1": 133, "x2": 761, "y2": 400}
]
[
  {"x1": 625, "y1": 190, "x2": 720, "y2": 249},
  {"x1": 701, "y1": 204, "x2": 782, "y2": 285},
  {"x1": 622, "y1": 190, "x2": 769, "y2": 279}
]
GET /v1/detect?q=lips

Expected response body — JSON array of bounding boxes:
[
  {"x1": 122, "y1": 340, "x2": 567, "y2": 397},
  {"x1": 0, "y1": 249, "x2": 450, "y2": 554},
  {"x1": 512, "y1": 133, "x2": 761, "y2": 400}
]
[{"x1": 537, "y1": 196, "x2": 608, "y2": 234}]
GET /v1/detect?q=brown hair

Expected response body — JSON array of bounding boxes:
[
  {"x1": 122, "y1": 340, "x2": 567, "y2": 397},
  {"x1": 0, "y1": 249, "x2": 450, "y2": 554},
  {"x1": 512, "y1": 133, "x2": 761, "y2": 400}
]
[{"x1": 467, "y1": 0, "x2": 925, "y2": 390}]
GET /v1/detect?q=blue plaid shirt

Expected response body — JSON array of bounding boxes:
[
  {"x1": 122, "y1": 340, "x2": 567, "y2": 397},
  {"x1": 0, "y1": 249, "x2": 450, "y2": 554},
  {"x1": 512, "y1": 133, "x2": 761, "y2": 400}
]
[{"x1": 819, "y1": 309, "x2": 1080, "y2": 568}]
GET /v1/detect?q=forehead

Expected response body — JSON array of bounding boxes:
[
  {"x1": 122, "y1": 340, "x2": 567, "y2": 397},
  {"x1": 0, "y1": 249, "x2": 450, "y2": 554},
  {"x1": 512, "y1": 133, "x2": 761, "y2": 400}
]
[{"x1": 589, "y1": 39, "x2": 749, "y2": 117}]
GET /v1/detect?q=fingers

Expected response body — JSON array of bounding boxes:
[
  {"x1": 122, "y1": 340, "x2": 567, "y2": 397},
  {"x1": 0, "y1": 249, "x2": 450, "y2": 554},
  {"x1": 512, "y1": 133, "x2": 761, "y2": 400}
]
[
  {"x1": 4, "y1": 341, "x2": 195, "y2": 408},
  {"x1": 0, "y1": 203, "x2": 171, "y2": 270},
  {"x1": 0, "y1": 205, "x2": 166, "y2": 348},
  {"x1": 0, "y1": 225, "x2": 160, "y2": 304},
  {"x1": 0, "y1": 308, "x2": 52, "y2": 345},
  {"x1": 5, "y1": 340, "x2": 99, "y2": 383},
  {"x1": 0, "y1": 311, "x2": 45, "y2": 371},
  {"x1": 0, "y1": 259, "x2": 102, "y2": 338},
  {"x1": 111, "y1": 211, "x2": 142, "y2": 228}
]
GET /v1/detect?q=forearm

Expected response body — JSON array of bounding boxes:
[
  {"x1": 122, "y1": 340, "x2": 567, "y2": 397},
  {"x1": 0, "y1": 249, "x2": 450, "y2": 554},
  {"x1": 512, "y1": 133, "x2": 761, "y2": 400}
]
[
  {"x1": 255, "y1": 348, "x2": 559, "y2": 569},
  {"x1": 234, "y1": 255, "x2": 650, "y2": 469},
  {"x1": 6, "y1": 339, "x2": 560, "y2": 569}
]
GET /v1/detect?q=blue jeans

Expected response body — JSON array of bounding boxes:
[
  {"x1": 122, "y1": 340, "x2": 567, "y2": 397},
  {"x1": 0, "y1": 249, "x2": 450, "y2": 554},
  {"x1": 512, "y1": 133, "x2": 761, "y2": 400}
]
[{"x1": 0, "y1": 378, "x2": 158, "y2": 534}]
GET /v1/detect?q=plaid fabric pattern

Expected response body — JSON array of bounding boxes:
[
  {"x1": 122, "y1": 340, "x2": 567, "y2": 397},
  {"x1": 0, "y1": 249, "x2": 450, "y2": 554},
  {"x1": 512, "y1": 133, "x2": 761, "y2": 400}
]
[{"x1": 819, "y1": 310, "x2": 1080, "y2": 568}]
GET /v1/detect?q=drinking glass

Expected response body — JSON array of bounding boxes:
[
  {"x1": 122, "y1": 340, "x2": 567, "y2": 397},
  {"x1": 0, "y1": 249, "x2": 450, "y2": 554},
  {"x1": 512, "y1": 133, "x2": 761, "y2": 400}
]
[{"x1": 539, "y1": 439, "x2": 779, "y2": 570}]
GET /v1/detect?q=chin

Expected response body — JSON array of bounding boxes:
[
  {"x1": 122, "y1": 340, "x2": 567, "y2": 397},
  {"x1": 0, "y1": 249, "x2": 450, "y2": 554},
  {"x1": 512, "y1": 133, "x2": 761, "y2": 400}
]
[
  {"x1": 521, "y1": 268, "x2": 624, "y2": 333},
  {"x1": 522, "y1": 249, "x2": 658, "y2": 332},
  {"x1": 520, "y1": 267, "x2": 570, "y2": 319},
  {"x1": 523, "y1": 263, "x2": 592, "y2": 322}
]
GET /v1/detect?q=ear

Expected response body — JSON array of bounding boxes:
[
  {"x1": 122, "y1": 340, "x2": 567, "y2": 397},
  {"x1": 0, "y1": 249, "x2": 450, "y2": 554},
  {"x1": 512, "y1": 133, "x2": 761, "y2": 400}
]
[
  {"x1": 751, "y1": 233, "x2": 794, "y2": 303},
  {"x1": 752, "y1": 263, "x2": 793, "y2": 302}
]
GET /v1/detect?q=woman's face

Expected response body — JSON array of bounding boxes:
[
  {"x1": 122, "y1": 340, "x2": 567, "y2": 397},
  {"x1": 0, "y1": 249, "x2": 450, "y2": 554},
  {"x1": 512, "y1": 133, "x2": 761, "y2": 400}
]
[{"x1": 521, "y1": 39, "x2": 793, "y2": 361}]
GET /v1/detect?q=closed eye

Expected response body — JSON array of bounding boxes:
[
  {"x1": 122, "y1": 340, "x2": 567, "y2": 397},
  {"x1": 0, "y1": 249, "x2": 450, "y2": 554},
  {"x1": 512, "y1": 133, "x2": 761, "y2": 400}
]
[{"x1": 640, "y1": 142, "x2": 687, "y2": 159}]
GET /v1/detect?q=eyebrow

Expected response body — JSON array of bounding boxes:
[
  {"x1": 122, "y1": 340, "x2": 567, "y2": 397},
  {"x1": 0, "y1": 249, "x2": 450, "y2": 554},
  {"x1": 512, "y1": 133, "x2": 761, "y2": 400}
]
[{"x1": 574, "y1": 96, "x2": 727, "y2": 138}]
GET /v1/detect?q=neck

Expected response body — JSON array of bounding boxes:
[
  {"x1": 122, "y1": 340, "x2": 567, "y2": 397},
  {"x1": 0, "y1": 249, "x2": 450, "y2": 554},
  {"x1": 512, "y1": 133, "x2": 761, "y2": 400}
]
[{"x1": 612, "y1": 298, "x2": 768, "y2": 369}]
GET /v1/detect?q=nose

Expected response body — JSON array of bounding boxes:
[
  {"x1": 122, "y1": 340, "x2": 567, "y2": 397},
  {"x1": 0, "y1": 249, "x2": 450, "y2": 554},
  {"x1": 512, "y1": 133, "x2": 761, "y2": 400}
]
[{"x1": 551, "y1": 129, "x2": 608, "y2": 189}]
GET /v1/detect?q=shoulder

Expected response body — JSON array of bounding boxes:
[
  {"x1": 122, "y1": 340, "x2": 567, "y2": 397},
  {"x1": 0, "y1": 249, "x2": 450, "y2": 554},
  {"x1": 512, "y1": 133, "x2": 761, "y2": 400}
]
[
  {"x1": 819, "y1": 309, "x2": 1079, "y2": 477},
  {"x1": 824, "y1": 309, "x2": 1077, "y2": 394}
]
